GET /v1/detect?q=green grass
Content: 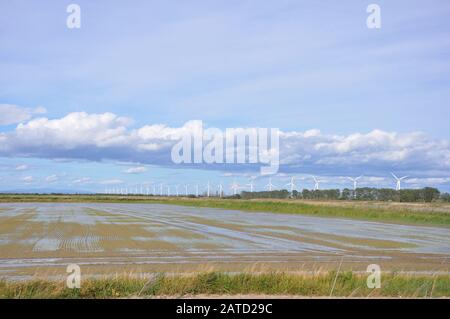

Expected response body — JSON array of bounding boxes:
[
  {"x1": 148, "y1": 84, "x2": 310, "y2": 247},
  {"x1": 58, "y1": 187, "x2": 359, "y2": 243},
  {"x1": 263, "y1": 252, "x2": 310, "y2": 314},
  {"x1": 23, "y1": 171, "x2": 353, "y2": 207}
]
[
  {"x1": 0, "y1": 272, "x2": 448, "y2": 298},
  {"x1": 1, "y1": 194, "x2": 448, "y2": 227}
]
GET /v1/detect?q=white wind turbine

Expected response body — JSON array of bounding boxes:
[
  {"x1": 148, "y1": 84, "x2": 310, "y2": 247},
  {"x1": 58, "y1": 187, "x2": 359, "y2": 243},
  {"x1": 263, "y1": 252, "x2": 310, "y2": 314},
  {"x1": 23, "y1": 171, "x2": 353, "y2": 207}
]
[
  {"x1": 175, "y1": 185, "x2": 179, "y2": 196},
  {"x1": 230, "y1": 180, "x2": 241, "y2": 195},
  {"x1": 160, "y1": 183, "x2": 163, "y2": 196},
  {"x1": 167, "y1": 185, "x2": 171, "y2": 196},
  {"x1": 285, "y1": 177, "x2": 296, "y2": 196},
  {"x1": 218, "y1": 182, "x2": 224, "y2": 197},
  {"x1": 348, "y1": 176, "x2": 362, "y2": 191},
  {"x1": 196, "y1": 184, "x2": 199, "y2": 197},
  {"x1": 391, "y1": 172, "x2": 408, "y2": 191},
  {"x1": 312, "y1": 176, "x2": 320, "y2": 190},
  {"x1": 265, "y1": 178, "x2": 275, "y2": 191},
  {"x1": 184, "y1": 184, "x2": 189, "y2": 196},
  {"x1": 247, "y1": 180, "x2": 255, "y2": 192},
  {"x1": 206, "y1": 181, "x2": 211, "y2": 197}
]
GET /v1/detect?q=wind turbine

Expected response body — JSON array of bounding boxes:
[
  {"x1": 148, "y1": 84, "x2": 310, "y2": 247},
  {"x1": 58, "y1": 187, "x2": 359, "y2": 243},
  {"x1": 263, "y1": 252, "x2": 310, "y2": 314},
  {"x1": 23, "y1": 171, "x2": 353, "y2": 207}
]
[
  {"x1": 218, "y1": 183, "x2": 223, "y2": 197},
  {"x1": 184, "y1": 184, "x2": 189, "y2": 196},
  {"x1": 167, "y1": 185, "x2": 171, "y2": 196},
  {"x1": 160, "y1": 183, "x2": 163, "y2": 196},
  {"x1": 196, "y1": 184, "x2": 199, "y2": 197},
  {"x1": 312, "y1": 176, "x2": 320, "y2": 190},
  {"x1": 206, "y1": 181, "x2": 211, "y2": 197},
  {"x1": 175, "y1": 184, "x2": 179, "y2": 196},
  {"x1": 265, "y1": 178, "x2": 275, "y2": 191},
  {"x1": 348, "y1": 176, "x2": 362, "y2": 191},
  {"x1": 153, "y1": 185, "x2": 156, "y2": 195},
  {"x1": 391, "y1": 172, "x2": 408, "y2": 191},
  {"x1": 230, "y1": 180, "x2": 241, "y2": 195},
  {"x1": 247, "y1": 180, "x2": 255, "y2": 192},
  {"x1": 285, "y1": 177, "x2": 296, "y2": 196}
]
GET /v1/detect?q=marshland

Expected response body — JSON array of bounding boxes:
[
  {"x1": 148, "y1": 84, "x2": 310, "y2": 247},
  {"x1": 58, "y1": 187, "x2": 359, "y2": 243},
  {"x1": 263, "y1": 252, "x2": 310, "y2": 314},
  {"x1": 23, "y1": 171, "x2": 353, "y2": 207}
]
[{"x1": 0, "y1": 195, "x2": 448, "y2": 298}]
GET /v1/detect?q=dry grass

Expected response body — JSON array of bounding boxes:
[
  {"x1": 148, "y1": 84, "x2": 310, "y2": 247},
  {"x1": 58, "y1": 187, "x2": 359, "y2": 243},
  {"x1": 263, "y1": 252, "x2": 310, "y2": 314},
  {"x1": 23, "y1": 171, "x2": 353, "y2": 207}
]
[{"x1": 0, "y1": 271, "x2": 448, "y2": 298}]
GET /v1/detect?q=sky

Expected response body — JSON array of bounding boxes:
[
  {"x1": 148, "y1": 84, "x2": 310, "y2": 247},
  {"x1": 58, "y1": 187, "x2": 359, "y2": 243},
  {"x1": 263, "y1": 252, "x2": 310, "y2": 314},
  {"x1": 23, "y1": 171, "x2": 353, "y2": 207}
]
[{"x1": 0, "y1": 0, "x2": 449, "y2": 193}]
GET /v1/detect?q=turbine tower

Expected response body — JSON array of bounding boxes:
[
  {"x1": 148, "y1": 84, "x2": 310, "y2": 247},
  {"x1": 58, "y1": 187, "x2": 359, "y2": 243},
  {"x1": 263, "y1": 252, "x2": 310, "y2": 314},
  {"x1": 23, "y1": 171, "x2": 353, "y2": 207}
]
[
  {"x1": 247, "y1": 180, "x2": 255, "y2": 192},
  {"x1": 196, "y1": 184, "x2": 199, "y2": 197},
  {"x1": 313, "y1": 176, "x2": 320, "y2": 190},
  {"x1": 218, "y1": 183, "x2": 223, "y2": 197},
  {"x1": 285, "y1": 177, "x2": 296, "y2": 196},
  {"x1": 184, "y1": 184, "x2": 189, "y2": 196},
  {"x1": 265, "y1": 178, "x2": 275, "y2": 191},
  {"x1": 206, "y1": 181, "x2": 210, "y2": 197},
  {"x1": 391, "y1": 172, "x2": 408, "y2": 191},
  {"x1": 175, "y1": 185, "x2": 179, "y2": 196},
  {"x1": 230, "y1": 180, "x2": 241, "y2": 195},
  {"x1": 348, "y1": 176, "x2": 362, "y2": 191}
]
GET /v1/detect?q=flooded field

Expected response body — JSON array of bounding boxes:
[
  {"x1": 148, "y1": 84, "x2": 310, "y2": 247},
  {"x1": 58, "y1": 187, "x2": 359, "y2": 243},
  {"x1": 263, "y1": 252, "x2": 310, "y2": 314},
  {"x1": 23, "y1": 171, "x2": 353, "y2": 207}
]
[{"x1": 0, "y1": 202, "x2": 449, "y2": 279}]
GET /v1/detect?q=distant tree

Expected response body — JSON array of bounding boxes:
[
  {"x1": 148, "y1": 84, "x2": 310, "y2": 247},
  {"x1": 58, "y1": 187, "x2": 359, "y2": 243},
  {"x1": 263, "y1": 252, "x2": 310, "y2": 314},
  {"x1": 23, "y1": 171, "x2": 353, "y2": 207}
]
[
  {"x1": 302, "y1": 189, "x2": 312, "y2": 200},
  {"x1": 440, "y1": 193, "x2": 450, "y2": 202},
  {"x1": 341, "y1": 188, "x2": 351, "y2": 200},
  {"x1": 423, "y1": 187, "x2": 440, "y2": 202}
]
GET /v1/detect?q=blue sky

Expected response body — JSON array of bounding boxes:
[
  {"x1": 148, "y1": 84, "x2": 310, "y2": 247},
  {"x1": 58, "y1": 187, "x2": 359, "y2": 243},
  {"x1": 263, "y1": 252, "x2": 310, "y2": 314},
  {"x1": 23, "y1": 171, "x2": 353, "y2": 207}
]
[{"x1": 0, "y1": 1, "x2": 449, "y2": 193}]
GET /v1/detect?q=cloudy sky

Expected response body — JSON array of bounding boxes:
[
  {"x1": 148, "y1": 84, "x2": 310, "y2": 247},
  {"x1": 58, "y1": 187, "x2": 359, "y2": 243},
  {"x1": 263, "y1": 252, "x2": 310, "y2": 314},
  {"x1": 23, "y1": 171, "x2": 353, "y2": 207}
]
[{"x1": 0, "y1": 0, "x2": 449, "y2": 192}]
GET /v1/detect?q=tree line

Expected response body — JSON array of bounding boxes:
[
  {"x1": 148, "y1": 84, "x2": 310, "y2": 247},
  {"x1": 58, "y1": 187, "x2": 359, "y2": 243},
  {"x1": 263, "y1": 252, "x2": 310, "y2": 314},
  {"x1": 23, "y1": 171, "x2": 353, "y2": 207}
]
[{"x1": 239, "y1": 187, "x2": 449, "y2": 203}]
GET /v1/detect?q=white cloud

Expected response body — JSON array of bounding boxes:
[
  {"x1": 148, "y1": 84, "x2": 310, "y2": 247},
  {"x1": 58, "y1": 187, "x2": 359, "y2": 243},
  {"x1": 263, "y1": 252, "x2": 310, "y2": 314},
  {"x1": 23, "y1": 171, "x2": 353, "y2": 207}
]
[
  {"x1": 0, "y1": 104, "x2": 47, "y2": 125},
  {"x1": 0, "y1": 112, "x2": 449, "y2": 179},
  {"x1": 123, "y1": 166, "x2": 147, "y2": 174},
  {"x1": 15, "y1": 164, "x2": 29, "y2": 171},
  {"x1": 45, "y1": 174, "x2": 58, "y2": 183},
  {"x1": 12, "y1": 112, "x2": 131, "y2": 148},
  {"x1": 22, "y1": 176, "x2": 33, "y2": 183},
  {"x1": 72, "y1": 177, "x2": 91, "y2": 184}
]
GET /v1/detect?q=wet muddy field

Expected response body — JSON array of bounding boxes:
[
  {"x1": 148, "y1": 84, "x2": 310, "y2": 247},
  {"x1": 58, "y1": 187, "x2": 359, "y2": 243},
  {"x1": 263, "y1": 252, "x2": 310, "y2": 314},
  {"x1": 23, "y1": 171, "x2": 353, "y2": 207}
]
[{"x1": 0, "y1": 203, "x2": 449, "y2": 279}]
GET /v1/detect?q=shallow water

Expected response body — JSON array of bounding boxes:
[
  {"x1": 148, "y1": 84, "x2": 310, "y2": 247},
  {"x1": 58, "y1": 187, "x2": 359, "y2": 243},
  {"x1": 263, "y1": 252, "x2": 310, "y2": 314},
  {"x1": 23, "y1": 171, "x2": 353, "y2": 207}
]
[{"x1": 0, "y1": 202, "x2": 449, "y2": 277}]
